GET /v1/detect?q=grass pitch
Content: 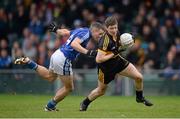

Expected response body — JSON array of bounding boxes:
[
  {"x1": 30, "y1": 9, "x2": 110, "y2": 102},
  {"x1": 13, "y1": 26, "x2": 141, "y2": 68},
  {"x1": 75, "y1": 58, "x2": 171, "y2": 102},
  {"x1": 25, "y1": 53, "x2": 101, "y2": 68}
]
[{"x1": 0, "y1": 94, "x2": 180, "y2": 118}]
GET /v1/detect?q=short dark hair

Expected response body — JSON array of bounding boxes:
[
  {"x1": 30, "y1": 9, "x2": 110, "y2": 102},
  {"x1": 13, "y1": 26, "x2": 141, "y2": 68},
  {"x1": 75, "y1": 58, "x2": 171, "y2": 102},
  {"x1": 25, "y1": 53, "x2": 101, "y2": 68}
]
[
  {"x1": 90, "y1": 22, "x2": 105, "y2": 31},
  {"x1": 105, "y1": 16, "x2": 118, "y2": 27}
]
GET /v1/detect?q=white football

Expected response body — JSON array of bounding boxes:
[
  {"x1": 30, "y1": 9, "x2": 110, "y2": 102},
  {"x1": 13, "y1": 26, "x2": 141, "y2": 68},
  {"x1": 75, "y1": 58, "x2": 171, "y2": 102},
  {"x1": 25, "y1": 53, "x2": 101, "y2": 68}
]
[{"x1": 120, "y1": 33, "x2": 134, "y2": 48}]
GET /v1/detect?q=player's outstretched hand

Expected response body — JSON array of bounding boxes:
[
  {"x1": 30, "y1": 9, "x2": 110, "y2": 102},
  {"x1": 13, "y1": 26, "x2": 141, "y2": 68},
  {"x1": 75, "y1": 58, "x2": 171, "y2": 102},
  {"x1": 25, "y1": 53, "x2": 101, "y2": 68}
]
[
  {"x1": 48, "y1": 22, "x2": 58, "y2": 33},
  {"x1": 14, "y1": 57, "x2": 30, "y2": 64},
  {"x1": 86, "y1": 50, "x2": 97, "y2": 57}
]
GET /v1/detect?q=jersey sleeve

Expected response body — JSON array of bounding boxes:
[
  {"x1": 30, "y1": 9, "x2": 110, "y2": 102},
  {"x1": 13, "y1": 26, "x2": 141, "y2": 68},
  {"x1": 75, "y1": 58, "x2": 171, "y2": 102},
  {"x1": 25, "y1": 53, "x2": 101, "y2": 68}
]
[
  {"x1": 69, "y1": 30, "x2": 73, "y2": 35},
  {"x1": 98, "y1": 34, "x2": 110, "y2": 52},
  {"x1": 76, "y1": 30, "x2": 90, "y2": 43}
]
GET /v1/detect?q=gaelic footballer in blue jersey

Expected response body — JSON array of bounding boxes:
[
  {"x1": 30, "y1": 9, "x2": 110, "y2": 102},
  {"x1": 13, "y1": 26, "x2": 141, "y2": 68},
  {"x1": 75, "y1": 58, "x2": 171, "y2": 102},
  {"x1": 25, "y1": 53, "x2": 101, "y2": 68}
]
[
  {"x1": 14, "y1": 22, "x2": 105, "y2": 111},
  {"x1": 60, "y1": 28, "x2": 95, "y2": 60}
]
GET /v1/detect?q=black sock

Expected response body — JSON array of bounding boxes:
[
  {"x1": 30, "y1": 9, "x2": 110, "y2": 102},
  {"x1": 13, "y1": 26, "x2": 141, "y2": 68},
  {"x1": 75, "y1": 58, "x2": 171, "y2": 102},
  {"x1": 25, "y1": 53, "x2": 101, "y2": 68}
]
[
  {"x1": 83, "y1": 97, "x2": 92, "y2": 105},
  {"x1": 136, "y1": 90, "x2": 143, "y2": 99}
]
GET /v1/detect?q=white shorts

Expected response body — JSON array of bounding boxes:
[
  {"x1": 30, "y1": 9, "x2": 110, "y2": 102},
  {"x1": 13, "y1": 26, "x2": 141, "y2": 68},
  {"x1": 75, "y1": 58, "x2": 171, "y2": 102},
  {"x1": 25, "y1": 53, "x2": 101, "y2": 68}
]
[{"x1": 49, "y1": 49, "x2": 73, "y2": 75}]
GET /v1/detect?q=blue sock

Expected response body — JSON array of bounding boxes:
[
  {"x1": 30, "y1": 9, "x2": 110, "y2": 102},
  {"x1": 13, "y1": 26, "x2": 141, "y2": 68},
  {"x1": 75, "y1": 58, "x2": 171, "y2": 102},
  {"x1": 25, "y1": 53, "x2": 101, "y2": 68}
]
[
  {"x1": 27, "y1": 60, "x2": 38, "y2": 70},
  {"x1": 47, "y1": 99, "x2": 57, "y2": 109}
]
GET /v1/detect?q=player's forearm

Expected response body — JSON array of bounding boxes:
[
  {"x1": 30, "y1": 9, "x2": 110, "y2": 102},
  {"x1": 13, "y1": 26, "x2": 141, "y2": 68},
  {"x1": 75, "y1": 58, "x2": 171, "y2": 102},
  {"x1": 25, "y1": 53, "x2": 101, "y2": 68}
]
[
  {"x1": 96, "y1": 53, "x2": 114, "y2": 63},
  {"x1": 74, "y1": 45, "x2": 88, "y2": 54},
  {"x1": 71, "y1": 41, "x2": 88, "y2": 54},
  {"x1": 56, "y1": 29, "x2": 70, "y2": 37}
]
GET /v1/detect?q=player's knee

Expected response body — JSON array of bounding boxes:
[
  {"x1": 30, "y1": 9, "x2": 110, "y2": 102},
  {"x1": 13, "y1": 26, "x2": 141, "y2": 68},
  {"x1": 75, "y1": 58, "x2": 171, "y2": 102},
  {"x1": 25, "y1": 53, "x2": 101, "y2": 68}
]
[
  {"x1": 135, "y1": 73, "x2": 143, "y2": 82},
  {"x1": 47, "y1": 76, "x2": 55, "y2": 82},
  {"x1": 41, "y1": 73, "x2": 54, "y2": 82},
  {"x1": 69, "y1": 86, "x2": 74, "y2": 92},
  {"x1": 66, "y1": 88, "x2": 73, "y2": 93},
  {"x1": 65, "y1": 85, "x2": 74, "y2": 92}
]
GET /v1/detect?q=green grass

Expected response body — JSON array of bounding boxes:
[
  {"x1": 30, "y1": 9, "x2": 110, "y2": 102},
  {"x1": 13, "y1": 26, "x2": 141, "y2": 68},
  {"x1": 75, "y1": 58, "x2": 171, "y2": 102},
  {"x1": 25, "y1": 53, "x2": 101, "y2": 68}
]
[{"x1": 0, "y1": 94, "x2": 180, "y2": 118}]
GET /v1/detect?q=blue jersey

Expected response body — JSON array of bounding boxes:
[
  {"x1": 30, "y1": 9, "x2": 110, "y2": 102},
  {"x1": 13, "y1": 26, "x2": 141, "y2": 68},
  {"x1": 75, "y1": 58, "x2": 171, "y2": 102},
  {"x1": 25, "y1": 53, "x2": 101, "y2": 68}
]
[{"x1": 60, "y1": 28, "x2": 91, "y2": 60}]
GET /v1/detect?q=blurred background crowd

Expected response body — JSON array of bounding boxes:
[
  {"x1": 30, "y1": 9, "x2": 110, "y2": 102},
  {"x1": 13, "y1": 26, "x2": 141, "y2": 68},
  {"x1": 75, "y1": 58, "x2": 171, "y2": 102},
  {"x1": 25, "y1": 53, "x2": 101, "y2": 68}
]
[{"x1": 0, "y1": 0, "x2": 179, "y2": 72}]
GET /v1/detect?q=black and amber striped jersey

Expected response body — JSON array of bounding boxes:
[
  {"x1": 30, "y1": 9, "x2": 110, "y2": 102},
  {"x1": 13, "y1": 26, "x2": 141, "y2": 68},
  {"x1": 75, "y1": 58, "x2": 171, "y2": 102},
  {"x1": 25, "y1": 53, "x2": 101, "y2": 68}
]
[
  {"x1": 97, "y1": 32, "x2": 129, "y2": 73},
  {"x1": 98, "y1": 32, "x2": 120, "y2": 53}
]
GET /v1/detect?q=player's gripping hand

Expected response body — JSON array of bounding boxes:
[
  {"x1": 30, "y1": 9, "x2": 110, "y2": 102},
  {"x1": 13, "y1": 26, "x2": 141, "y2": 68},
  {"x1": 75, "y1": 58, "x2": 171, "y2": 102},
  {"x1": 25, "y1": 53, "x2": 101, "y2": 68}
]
[
  {"x1": 118, "y1": 46, "x2": 126, "y2": 52},
  {"x1": 111, "y1": 46, "x2": 126, "y2": 55},
  {"x1": 48, "y1": 22, "x2": 58, "y2": 33},
  {"x1": 86, "y1": 50, "x2": 97, "y2": 57},
  {"x1": 110, "y1": 46, "x2": 119, "y2": 55}
]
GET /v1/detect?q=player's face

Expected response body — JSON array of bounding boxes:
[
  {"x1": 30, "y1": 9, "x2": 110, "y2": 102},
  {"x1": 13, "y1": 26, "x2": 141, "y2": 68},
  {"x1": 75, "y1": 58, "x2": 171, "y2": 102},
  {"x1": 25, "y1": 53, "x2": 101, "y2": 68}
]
[
  {"x1": 91, "y1": 28, "x2": 104, "y2": 41},
  {"x1": 107, "y1": 24, "x2": 118, "y2": 37}
]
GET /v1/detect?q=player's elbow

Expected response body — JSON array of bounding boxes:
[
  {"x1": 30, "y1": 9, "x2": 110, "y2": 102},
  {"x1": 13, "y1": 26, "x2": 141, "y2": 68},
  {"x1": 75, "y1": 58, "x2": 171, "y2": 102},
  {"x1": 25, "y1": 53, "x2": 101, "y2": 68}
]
[
  {"x1": 70, "y1": 41, "x2": 76, "y2": 48},
  {"x1": 96, "y1": 56, "x2": 103, "y2": 63},
  {"x1": 96, "y1": 52, "x2": 104, "y2": 63},
  {"x1": 135, "y1": 73, "x2": 143, "y2": 82}
]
